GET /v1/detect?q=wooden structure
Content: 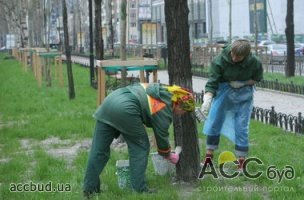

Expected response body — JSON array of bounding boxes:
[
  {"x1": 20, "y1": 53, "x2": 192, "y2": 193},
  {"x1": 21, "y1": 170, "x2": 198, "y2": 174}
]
[
  {"x1": 35, "y1": 52, "x2": 63, "y2": 87},
  {"x1": 96, "y1": 59, "x2": 159, "y2": 105}
]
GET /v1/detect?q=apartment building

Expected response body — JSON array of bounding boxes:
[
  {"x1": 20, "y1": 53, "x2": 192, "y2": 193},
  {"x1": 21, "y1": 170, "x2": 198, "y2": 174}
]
[
  {"x1": 208, "y1": 0, "x2": 304, "y2": 41},
  {"x1": 103, "y1": 0, "x2": 304, "y2": 46}
]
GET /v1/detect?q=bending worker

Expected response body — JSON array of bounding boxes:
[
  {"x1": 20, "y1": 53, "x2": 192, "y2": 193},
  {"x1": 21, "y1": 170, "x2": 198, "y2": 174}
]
[
  {"x1": 83, "y1": 82, "x2": 195, "y2": 197},
  {"x1": 197, "y1": 39, "x2": 263, "y2": 171}
]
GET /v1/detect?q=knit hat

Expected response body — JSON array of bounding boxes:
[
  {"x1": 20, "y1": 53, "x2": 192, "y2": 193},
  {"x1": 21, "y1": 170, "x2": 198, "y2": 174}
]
[{"x1": 165, "y1": 85, "x2": 195, "y2": 112}]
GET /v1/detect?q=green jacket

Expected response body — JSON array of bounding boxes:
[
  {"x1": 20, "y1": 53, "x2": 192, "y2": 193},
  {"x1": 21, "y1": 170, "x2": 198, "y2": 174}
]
[
  {"x1": 93, "y1": 83, "x2": 173, "y2": 156},
  {"x1": 205, "y1": 45, "x2": 263, "y2": 95}
]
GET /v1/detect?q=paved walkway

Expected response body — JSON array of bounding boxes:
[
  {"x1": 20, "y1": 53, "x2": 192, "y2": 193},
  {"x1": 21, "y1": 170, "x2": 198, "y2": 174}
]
[
  {"x1": 128, "y1": 70, "x2": 304, "y2": 116},
  {"x1": 68, "y1": 56, "x2": 303, "y2": 116}
]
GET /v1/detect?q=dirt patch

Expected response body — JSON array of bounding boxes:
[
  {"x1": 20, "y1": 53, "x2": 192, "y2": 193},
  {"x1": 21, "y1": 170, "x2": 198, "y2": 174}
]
[
  {"x1": 110, "y1": 135, "x2": 157, "y2": 152},
  {"x1": 173, "y1": 181, "x2": 200, "y2": 200},
  {"x1": 17, "y1": 135, "x2": 155, "y2": 165},
  {"x1": 0, "y1": 114, "x2": 28, "y2": 130},
  {"x1": 0, "y1": 121, "x2": 14, "y2": 130},
  {"x1": 0, "y1": 158, "x2": 11, "y2": 164},
  {"x1": 18, "y1": 136, "x2": 134, "y2": 165},
  {"x1": 20, "y1": 137, "x2": 92, "y2": 165},
  {"x1": 110, "y1": 139, "x2": 128, "y2": 151}
]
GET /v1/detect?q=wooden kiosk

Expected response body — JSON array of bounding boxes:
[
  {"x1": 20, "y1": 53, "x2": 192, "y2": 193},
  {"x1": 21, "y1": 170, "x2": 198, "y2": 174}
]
[{"x1": 96, "y1": 59, "x2": 159, "y2": 105}]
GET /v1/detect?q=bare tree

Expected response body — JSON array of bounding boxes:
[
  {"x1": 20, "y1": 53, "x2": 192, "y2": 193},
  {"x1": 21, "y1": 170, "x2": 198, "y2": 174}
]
[
  {"x1": 88, "y1": 0, "x2": 95, "y2": 86},
  {"x1": 62, "y1": 0, "x2": 75, "y2": 99},
  {"x1": 208, "y1": 0, "x2": 214, "y2": 62},
  {"x1": 120, "y1": 0, "x2": 127, "y2": 61},
  {"x1": 285, "y1": 0, "x2": 295, "y2": 77},
  {"x1": 116, "y1": 0, "x2": 127, "y2": 143},
  {"x1": 164, "y1": 0, "x2": 200, "y2": 182},
  {"x1": 105, "y1": 0, "x2": 114, "y2": 57},
  {"x1": 76, "y1": 0, "x2": 86, "y2": 53},
  {"x1": 120, "y1": 0, "x2": 127, "y2": 86},
  {"x1": 95, "y1": 0, "x2": 104, "y2": 60},
  {"x1": 0, "y1": 0, "x2": 28, "y2": 47},
  {"x1": 29, "y1": 0, "x2": 44, "y2": 47}
]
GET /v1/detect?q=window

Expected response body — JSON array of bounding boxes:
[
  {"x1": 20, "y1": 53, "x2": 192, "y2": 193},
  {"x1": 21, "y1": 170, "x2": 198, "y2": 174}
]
[{"x1": 131, "y1": 3, "x2": 136, "y2": 9}]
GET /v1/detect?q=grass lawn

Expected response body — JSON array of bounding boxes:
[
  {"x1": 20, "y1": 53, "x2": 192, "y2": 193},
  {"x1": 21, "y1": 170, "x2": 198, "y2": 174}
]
[{"x1": 0, "y1": 53, "x2": 303, "y2": 200}]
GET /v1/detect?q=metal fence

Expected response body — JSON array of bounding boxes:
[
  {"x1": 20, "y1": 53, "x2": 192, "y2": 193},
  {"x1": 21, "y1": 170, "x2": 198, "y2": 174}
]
[
  {"x1": 191, "y1": 67, "x2": 304, "y2": 95},
  {"x1": 256, "y1": 79, "x2": 304, "y2": 95},
  {"x1": 252, "y1": 106, "x2": 304, "y2": 134},
  {"x1": 193, "y1": 92, "x2": 304, "y2": 134},
  {"x1": 263, "y1": 56, "x2": 304, "y2": 76}
]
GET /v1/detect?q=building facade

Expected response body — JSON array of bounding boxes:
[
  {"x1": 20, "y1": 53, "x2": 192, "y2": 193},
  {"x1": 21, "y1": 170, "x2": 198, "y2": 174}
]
[
  {"x1": 207, "y1": 0, "x2": 304, "y2": 42},
  {"x1": 103, "y1": 0, "x2": 304, "y2": 47}
]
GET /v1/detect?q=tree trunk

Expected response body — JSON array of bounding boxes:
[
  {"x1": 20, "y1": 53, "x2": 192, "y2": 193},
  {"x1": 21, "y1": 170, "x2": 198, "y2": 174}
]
[
  {"x1": 72, "y1": 2, "x2": 77, "y2": 51},
  {"x1": 208, "y1": 0, "x2": 214, "y2": 62},
  {"x1": 95, "y1": 0, "x2": 104, "y2": 60},
  {"x1": 115, "y1": 0, "x2": 127, "y2": 143},
  {"x1": 285, "y1": 0, "x2": 295, "y2": 77},
  {"x1": 164, "y1": 0, "x2": 200, "y2": 182},
  {"x1": 120, "y1": 0, "x2": 127, "y2": 86},
  {"x1": 106, "y1": 0, "x2": 114, "y2": 57},
  {"x1": 88, "y1": 0, "x2": 95, "y2": 86},
  {"x1": 62, "y1": 0, "x2": 75, "y2": 99}
]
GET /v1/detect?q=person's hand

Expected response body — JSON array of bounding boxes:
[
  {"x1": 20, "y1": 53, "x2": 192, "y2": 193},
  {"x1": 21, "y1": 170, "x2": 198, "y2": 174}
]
[
  {"x1": 195, "y1": 107, "x2": 206, "y2": 122},
  {"x1": 165, "y1": 153, "x2": 179, "y2": 164},
  {"x1": 201, "y1": 92, "x2": 213, "y2": 115}
]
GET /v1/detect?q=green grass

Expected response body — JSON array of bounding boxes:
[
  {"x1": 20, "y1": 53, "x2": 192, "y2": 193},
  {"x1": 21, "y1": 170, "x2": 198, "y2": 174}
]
[
  {"x1": 0, "y1": 52, "x2": 303, "y2": 199},
  {"x1": 263, "y1": 72, "x2": 304, "y2": 85}
]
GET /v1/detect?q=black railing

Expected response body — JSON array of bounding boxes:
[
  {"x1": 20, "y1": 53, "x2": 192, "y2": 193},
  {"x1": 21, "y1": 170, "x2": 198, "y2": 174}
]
[
  {"x1": 252, "y1": 106, "x2": 304, "y2": 134},
  {"x1": 256, "y1": 79, "x2": 304, "y2": 95},
  {"x1": 191, "y1": 70, "x2": 304, "y2": 96},
  {"x1": 193, "y1": 92, "x2": 304, "y2": 134}
]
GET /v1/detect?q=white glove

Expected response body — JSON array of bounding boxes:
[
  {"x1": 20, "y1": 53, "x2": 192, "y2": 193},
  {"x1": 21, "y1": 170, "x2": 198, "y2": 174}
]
[
  {"x1": 195, "y1": 107, "x2": 207, "y2": 122},
  {"x1": 229, "y1": 81, "x2": 248, "y2": 88},
  {"x1": 201, "y1": 93, "x2": 213, "y2": 115}
]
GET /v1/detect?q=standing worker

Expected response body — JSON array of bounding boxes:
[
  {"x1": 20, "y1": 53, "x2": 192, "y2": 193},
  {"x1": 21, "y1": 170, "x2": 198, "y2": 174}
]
[
  {"x1": 83, "y1": 82, "x2": 195, "y2": 198},
  {"x1": 197, "y1": 39, "x2": 263, "y2": 171}
]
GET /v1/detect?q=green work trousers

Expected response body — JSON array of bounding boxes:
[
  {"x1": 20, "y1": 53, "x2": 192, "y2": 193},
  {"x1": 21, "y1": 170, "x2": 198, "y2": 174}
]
[{"x1": 83, "y1": 120, "x2": 150, "y2": 193}]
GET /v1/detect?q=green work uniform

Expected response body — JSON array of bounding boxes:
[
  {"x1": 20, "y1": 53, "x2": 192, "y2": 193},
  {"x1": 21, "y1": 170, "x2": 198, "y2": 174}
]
[
  {"x1": 206, "y1": 45, "x2": 263, "y2": 95},
  {"x1": 83, "y1": 83, "x2": 173, "y2": 193}
]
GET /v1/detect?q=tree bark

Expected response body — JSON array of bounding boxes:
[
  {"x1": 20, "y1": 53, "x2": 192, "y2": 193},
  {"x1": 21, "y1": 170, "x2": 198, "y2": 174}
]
[
  {"x1": 95, "y1": 0, "x2": 104, "y2": 60},
  {"x1": 120, "y1": 0, "x2": 127, "y2": 87},
  {"x1": 285, "y1": 0, "x2": 295, "y2": 77},
  {"x1": 164, "y1": 0, "x2": 200, "y2": 182},
  {"x1": 105, "y1": 0, "x2": 114, "y2": 57},
  {"x1": 88, "y1": 0, "x2": 95, "y2": 86},
  {"x1": 62, "y1": 0, "x2": 75, "y2": 99}
]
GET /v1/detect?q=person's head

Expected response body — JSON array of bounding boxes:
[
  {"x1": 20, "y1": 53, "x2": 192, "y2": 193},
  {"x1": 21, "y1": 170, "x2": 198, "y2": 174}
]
[
  {"x1": 230, "y1": 39, "x2": 251, "y2": 63},
  {"x1": 165, "y1": 85, "x2": 195, "y2": 114}
]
